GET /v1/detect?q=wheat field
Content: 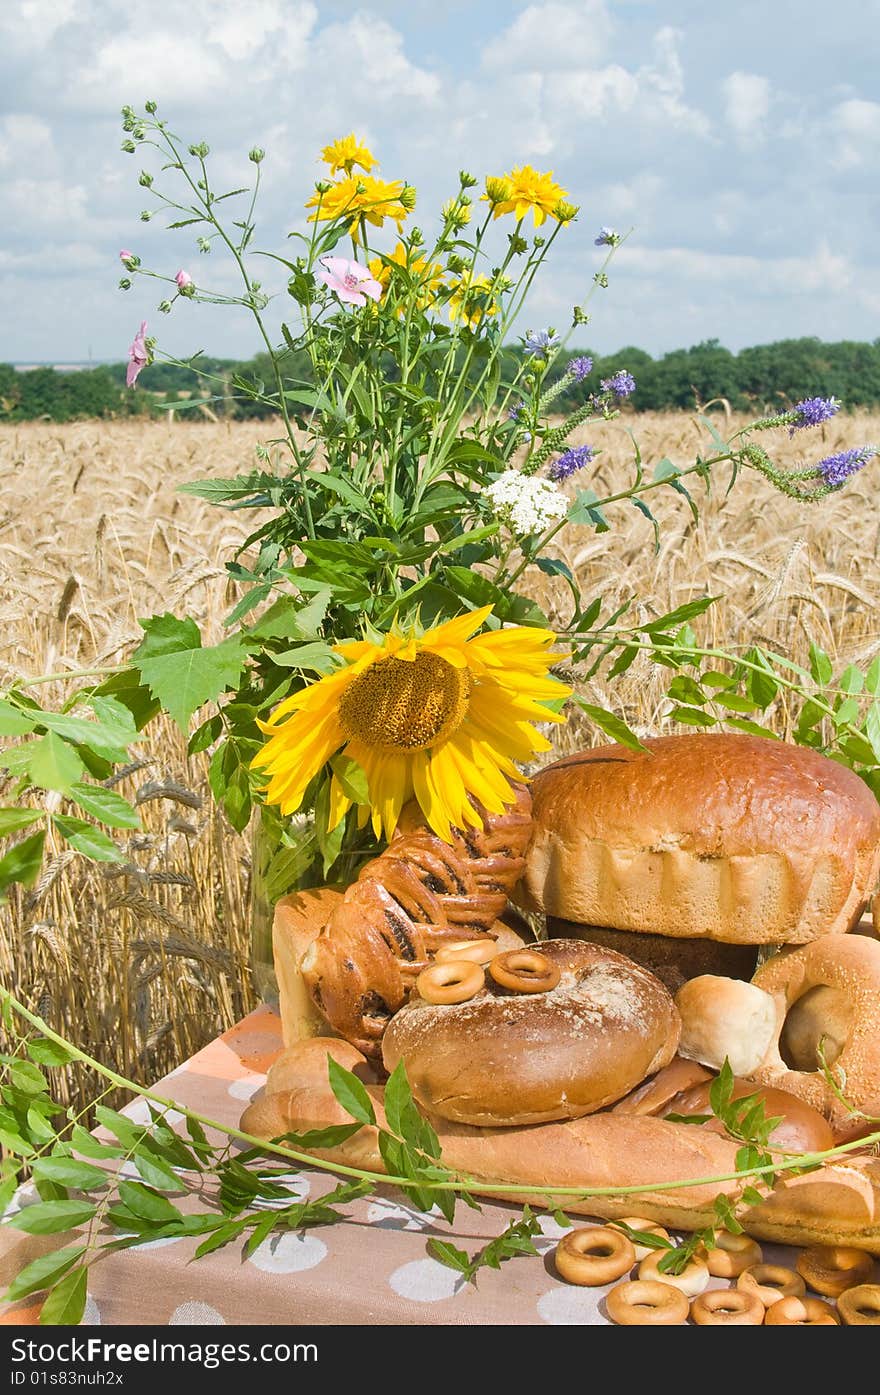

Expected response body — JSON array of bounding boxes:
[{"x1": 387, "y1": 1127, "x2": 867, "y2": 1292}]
[{"x1": 1, "y1": 412, "x2": 879, "y2": 1106}]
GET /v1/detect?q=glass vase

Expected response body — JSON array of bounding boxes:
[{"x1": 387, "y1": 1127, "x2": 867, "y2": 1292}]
[{"x1": 248, "y1": 803, "x2": 319, "y2": 1004}]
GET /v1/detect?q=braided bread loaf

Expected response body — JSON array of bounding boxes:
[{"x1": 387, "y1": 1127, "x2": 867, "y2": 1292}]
[{"x1": 300, "y1": 784, "x2": 533, "y2": 1058}]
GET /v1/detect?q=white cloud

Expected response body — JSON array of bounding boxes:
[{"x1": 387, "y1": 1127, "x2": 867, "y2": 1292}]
[
  {"x1": 76, "y1": 34, "x2": 229, "y2": 106},
  {"x1": 1, "y1": 178, "x2": 89, "y2": 230},
  {"x1": 639, "y1": 27, "x2": 711, "y2": 137},
  {"x1": 483, "y1": 1, "x2": 613, "y2": 72},
  {"x1": 622, "y1": 240, "x2": 853, "y2": 296},
  {"x1": 722, "y1": 72, "x2": 771, "y2": 142},
  {"x1": 313, "y1": 14, "x2": 440, "y2": 104},
  {"x1": 832, "y1": 98, "x2": 880, "y2": 165},
  {"x1": 0, "y1": 116, "x2": 57, "y2": 171},
  {"x1": 0, "y1": 0, "x2": 83, "y2": 49}
]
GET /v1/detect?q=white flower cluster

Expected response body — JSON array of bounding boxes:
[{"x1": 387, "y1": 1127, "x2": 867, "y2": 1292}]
[{"x1": 485, "y1": 470, "x2": 569, "y2": 536}]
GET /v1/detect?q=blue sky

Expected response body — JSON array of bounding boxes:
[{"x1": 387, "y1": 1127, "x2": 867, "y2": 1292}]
[{"x1": 2, "y1": 0, "x2": 879, "y2": 362}]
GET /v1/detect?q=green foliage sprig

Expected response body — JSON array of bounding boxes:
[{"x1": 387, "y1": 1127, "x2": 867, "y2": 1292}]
[{"x1": 2, "y1": 994, "x2": 878, "y2": 1323}]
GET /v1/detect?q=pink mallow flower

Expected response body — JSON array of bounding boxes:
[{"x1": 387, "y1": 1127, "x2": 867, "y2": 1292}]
[
  {"x1": 126, "y1": 321, "x2": 150, "y2": 388},
  {"x1": 175, "y1": 268, "x2": 193, "y2": 290},
  {"x1": 316, "y1": 255, "x2": 382, "y2": 307},
  {"x1": 119, "y1": 249, "x2": 134, "y2": 263}
]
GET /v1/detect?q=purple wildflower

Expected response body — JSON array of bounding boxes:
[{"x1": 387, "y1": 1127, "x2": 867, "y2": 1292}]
[
  {"x1": 790, "y1": 396, "x2": 840, "y2": 435},
  {"x1": 523, "y1": 328, "x2": 560, "y2": 357},
  {"x1": 567, "y1": 355, "x2": 593, "y2": 381},
  {"x1": 601, "y1": 369, "x2": 636, "y2": 399},
  {"x1": 594, "y1": 227, "x2": 618, "y2": 246},
  {"x1": 549, "y1": 444, "x2": 596, "y2": 480},
  {"x1": 508, "y1": 400, "x2": 525, "y2": 421},
  {"x1": 817, "y1": 445, "x2": 877, "y2": 488}
]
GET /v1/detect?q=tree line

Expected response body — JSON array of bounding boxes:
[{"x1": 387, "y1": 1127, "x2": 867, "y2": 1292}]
[{"x1": 3, "y1": 337, "x2": 880, "y2": 422}]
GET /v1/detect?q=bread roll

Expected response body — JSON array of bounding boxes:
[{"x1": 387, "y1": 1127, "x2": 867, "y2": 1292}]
[
  {"x1": 518, "y1": 734, "x2": 880, "y2": 944},
  {"x1": 548, "y1": 920, "x2": 758, "y2": 993},
  {"x1": 381, "y1": 939, "x2": 680, "y2": 1126},
  {"x1": 611, "y1": 1057, "x2": 714, "y2": 1115},
  {"x1": 273, "y1": 887, "x2": 345, "y2": 1045},
  {"x1": 241, "y1": 1039, "x2": 880, "y2": 1252},
  {"x1": 664, "y1": 1078, "x2": 836, "y2": 1153},
  {"x1": 675, "y1": 975, "x2": 777, "y2": 1075}
]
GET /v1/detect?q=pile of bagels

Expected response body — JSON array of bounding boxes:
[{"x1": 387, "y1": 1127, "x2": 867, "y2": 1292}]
[{"x1": 242, "y1": 732, "x2": 880, "y2": 1324}]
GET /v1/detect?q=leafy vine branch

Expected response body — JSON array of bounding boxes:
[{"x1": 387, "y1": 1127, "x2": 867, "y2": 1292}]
[{"x1": 2, "y1": 990, "x2": 878, "y2": 1319}]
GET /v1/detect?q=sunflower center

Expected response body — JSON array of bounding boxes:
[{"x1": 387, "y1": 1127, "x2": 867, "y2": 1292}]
[{"x1": 338, "y1": 652, "x2": 471, "y2": 750}]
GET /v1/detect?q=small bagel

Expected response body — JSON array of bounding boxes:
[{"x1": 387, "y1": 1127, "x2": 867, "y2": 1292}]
[
  {"x1": 704, "y1": 1230, "x2": 763, "y2": 1278},
  {"x1": 554, "y1": 1227, "x2": 635, "y2": 1287},
  {"x1": 638, "y1": 1250, "x2": 709, "y2": 1297},
  {"x1": 752, "y1": 935, "x2": 880, "y2": 1139},
  {"x1": 737, "y1": 1263, "x2": 805, "y2": 1307},
  {"x1": 690, "y1": 1289, "x2": 764, "y2": 1326},
  {"x1": 763, "y1": 1295, "x2": 840, "y2": 1325},
  {"x1": 435, "y1": 939, "x2": 498, "y2": 966},
  {"x1": 609, "y1": 1217, "x2": 671, "y2": 1262},
  {"x1": 416, "y1": 960, "x2": 484, "y2": 1005},
  {"x1": 605, "y1": 1279, "x2": 689, "y2": 1326},
  {"x1": 489, "y1": 948, "x2": 561, "y2": 994},
  {"x1": 796, "y1": 1244, "x2": 874, "y2": 1297},
  {"x1": 837, "y1": 1283, "x2": 880, "y2": 1325}
]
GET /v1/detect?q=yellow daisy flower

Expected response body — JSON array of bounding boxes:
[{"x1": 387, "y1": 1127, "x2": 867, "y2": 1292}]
[
  {"x1": 368, "y1": 242, "x2": 446, "y2": 311},
  {"x1": 489, "y1": 165, "x2": 570, "y2": 227},
  {"x1": 320, "y1": 133, "x2": 377, "y2": 177},
  {"x1": 252, "y1": 606, "x2": 570, "y2": 843},
  {"x1": 305, "y1": 175, "x2": 413, "y2": 240},
  {"x1": 447, "y1": 271, "x2": 499, "y2": 328}
]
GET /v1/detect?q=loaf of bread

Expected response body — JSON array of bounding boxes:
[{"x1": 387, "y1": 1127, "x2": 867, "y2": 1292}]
[
  {"x1": 381, "y1": 939, "x2": 680, "y2": 1126},
  {"x1": 517, "y1": 734, "x2": 880, "y2": 944},
  {"x1": 241, "y1": 1038, "x2": 880, "y2": 1252}
]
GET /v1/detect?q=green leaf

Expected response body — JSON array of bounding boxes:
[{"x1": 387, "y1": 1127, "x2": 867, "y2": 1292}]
[
  {"x1": 7, "y1": 1200, "x2": 97, "y2": 1234},
  {"x1": 327, "y1": 1057, "x2": 376, "y2": 1127},
  {"x1": 116, "y1": 1180, "x2": 182, "y2": 1225},
  {"x1": 640, "y1": 598, "x2": 716, "y2": 633},
  {"x1": 39, "y1": 1266, "x2": 87, "y2": 1326},
  {"x1": 426, "y1": 1239, "x2": 471, "y2": 1274},
  {"x1": 8, "y1": 1059, "x2": 47, "y2": 1094},
  {"x1": 275, "y1": 1123, "x2": 363, "y2": 1150},
  {"x1": 329, "y1": 753, "x2": 369, "y2": 804},
  {"x1": 3, "y1": 1244, "x2": 86, "y2": 1302},
  {"x1": 274, "y1": 642, "x2": 341, "y2": 674},
  {"x1": 131, "y1": 1149, "x2": 182, "y2": 1192},
  {"x1": 568, "y1": 488, "x2": 609, "y2": 532},
  {"x1": 187, "y1": 713, "x2": 223, "y2": 755},
  {"x1": 51, "y1": 816, "x2": 123, "y2": 863},
  {"x1": 709, "y1": 1060, "x2": 735, "y2": 1118},
  {"x1": 94, "y1": 1105, "x2": 144, "y2": 1149},
  {"x1": 866, "y1": 656, "x2": 880, "y2": 696},
  {"x1": 0, "y1": 831, "x2": 46, "y2": 891},
  {"x1": 69, "y1": 783, "x2": 140, "y2": 830},
  {"x1": 573, "y1": 699, "x2": 648, "y2": 751},
  {"x1": 27, "y1": 732, "x2": 85, "y2": 793},
  {"x1": 809, "y1": 643, "x2": 833, "y2": 686},
  {"x1": 865, "y1": 703, "x2": 880, "y2": 762},
  {"x1": 0, "y1": 808, "x2": 43, "y2": 836},
  {"x1": 134, "y1": 614, "x2": 248, "y2": 730},
  {"x1": 27, "y1": 1038, "x2": 76, "y2": 1066},
  {"x1": 70, "y1": 1124, "x2": 123, "y2": 1160},
  {"x1": 670, "y1": 705, "x2": 718, "y2": 727},
  {"x1": 0, "y1": 700, "x2": 37, "y2": 736},
  {"x1": 31, "y1": 1157, "x2": 108, "y2": 1190},
  {"x1": 194, "y1": 1220, "x2": 246, "y2": 1259},
  {"x1": 40, "y1": 706, "x2": 134, "y2": 764}
]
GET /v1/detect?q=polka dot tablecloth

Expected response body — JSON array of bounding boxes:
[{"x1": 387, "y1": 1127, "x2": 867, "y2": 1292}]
[{"x1": 0, "y1": 1006, "x2": 850, "y2": 1327}]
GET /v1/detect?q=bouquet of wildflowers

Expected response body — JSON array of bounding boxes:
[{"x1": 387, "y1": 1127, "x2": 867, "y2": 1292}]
[{"x1": 1, "y1": 102, "x2": 880, "y2": 1326}]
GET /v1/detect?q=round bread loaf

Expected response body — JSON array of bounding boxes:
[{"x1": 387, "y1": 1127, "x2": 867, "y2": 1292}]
[
  {"x1": 517, "y1": 734, "x2": 880, "y2": 944},
  {"x1": 381, "y1": 938, "x2": 680, "y2": 1126}
]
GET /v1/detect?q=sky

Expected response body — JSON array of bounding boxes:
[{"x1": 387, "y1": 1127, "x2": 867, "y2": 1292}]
[{"x1": 1, "y1": 0, "x2": 879, "y2": 363}]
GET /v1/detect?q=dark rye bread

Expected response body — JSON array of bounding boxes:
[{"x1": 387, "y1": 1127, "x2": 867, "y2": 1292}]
[
  {"x1": 517, "y1": 734, "x2": 880, "y2": 945},
  {"x1": 380, "y1": 938, "x2": 680, "y2": 1126}
]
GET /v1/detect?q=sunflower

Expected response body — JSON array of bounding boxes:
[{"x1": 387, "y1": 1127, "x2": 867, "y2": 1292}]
[
  {"x1": 252, "y1": 607, "x2": 570, "y2": 842},
  {"x1": 305, "y1": 175, "x2": 412, "y2": 240},
  {"x1": 488, "y1": 165, "x2": 570, "y2": 227}
]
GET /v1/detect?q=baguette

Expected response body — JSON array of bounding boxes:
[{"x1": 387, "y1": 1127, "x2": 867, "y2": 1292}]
[{"x1": 241, "y1": 1039, "x2": 880, "y2": 1253}]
